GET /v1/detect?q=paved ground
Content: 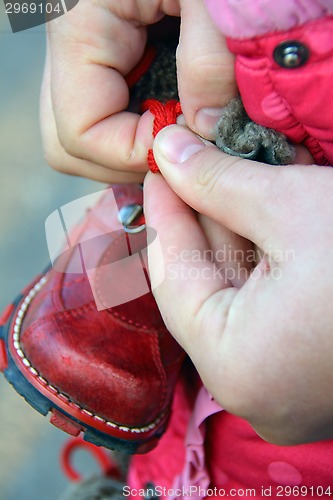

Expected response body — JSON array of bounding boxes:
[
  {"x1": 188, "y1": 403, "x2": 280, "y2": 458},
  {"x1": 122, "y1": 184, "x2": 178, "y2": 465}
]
[{"x1": 0, "y1": 7, "x2": 105, "y2": 499}]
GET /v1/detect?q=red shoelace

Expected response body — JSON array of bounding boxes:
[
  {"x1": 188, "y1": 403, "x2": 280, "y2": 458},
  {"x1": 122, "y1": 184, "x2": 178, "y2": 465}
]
[
  {"x1": 125, "y1": 45, "x2": 182, "y2": 173},
  {"x1": 61, "y1": 436, "x2": 122, "y2": 482}
]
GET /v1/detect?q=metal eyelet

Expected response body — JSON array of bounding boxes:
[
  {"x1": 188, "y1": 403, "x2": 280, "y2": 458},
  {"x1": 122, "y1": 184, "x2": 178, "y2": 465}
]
[
  {"x1": 118, "y1": 204, "x2": 146, "y2": 234},
  {"x1": 273, "y1": 40, "x2": 309, "y2": 69}
]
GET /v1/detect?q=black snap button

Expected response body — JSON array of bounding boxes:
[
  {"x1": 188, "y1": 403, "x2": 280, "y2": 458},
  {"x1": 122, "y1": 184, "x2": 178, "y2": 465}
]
[{"x1": 273, "y1": 40, "x2": 309, "y2": 68}]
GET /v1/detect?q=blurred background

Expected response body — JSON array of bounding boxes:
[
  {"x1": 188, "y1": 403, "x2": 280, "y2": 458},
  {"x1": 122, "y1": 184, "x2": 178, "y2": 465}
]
[{"x1": 0, "y1": 4, "x2": 106, "y2": 498}]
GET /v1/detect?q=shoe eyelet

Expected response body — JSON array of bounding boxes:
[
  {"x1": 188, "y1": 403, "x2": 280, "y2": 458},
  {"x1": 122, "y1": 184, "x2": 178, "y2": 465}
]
[
  {"x1": 123, "y1": 224, "x2": 146, "y2": 234},
  {"x1": 118, "y1": 204, "x2": 146, "y2": 233},
  {"x1": 273, "y1": 40, "x2": 309, "y2": 69}
]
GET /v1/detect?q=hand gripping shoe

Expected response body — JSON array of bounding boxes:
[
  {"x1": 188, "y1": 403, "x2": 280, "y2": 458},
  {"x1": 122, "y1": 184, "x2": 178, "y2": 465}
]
[{"x1": 0, "y1": 184, "x2": 185, "y2": 454}]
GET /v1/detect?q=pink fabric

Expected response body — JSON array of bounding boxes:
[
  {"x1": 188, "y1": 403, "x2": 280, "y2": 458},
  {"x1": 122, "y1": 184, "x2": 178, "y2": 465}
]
[
  {"x1": 128, "y1": 372, "x2": 333, "y2": 498},
  {"x1": 168, "y1": 387, "x2": 222, "y2": 500},
  {"x1": 206, "y1": 412, "x2": 333, "y2": 495},
  {"x1": 226, "y1": 16, "x2": 333, "y2": 165},
  {"x1": 204, "y1": 0, "x2": 333, "y2": 38},
  {"x1": 128, "y1": 376, "x2": 192, "y2": 497}
]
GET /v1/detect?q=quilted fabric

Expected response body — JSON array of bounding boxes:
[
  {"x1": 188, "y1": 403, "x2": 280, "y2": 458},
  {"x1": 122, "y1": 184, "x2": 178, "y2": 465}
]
[{"x1": 227, "y1": 16, "x2": 333, "y2": 165}]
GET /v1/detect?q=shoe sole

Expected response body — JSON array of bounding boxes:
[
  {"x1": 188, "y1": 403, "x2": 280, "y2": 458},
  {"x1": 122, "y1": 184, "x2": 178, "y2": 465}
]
[{"x1": 0, "y1": 273, "x2": 168, "y2": 454}]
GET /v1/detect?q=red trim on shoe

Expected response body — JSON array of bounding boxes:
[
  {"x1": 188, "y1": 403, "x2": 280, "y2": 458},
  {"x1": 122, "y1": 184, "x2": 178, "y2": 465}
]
[
  {"x1": 50, "y1": 408, "x2": 83, "y2": 437},
  {"x1": 0, "y1": 339, "x2": 8, "y2": 372},
  {"x1": 0, "y1": 303, "x2": 15, "y2": 326}
]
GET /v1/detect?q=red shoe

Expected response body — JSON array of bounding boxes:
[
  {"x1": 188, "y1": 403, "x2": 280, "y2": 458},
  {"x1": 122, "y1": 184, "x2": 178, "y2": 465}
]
[{"x1": 0, "y1": 184, "x2": 185, "y2": 454}]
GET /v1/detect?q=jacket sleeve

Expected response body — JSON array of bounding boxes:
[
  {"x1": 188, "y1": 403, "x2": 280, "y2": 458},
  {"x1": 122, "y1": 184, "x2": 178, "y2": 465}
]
[{"x1": 203, "y1": 0, "x2": 333, "y2": 39}]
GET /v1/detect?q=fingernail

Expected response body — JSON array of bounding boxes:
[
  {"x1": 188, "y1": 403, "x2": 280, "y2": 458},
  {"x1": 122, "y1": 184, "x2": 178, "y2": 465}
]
[
  {"x1": 176, "y1": 114, "x2": 186, "y2": 126},
  {"x1": 195, "y1": 107, "x2": 224, "y2": 139},
  {"x1": 156, "y1": 126, "x2": 206, "y2": 164}
]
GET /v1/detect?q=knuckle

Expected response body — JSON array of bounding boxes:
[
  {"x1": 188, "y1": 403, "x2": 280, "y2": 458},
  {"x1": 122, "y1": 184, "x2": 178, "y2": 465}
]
[
  {"x1": 57, "y1": 126, "x2": 81, "y2": 157},
  {"x1": 178, "y1": 48, "x2": 235, "y2": 97},
  {"x1": 194, "y1": 153, "x2": 239, "y2": 201},
  {"x1": 42, "y1": 135, "x2": 74, "y2": 174},
  {"x1": 43, "y1": 147, "x2": 67, "y2": 173},
  {"x1": 189, "y1": 58, "x2": 224, "y2": 88},
  {"x1": 195, "y1": 156, "x2": 222, "y2": 195}
]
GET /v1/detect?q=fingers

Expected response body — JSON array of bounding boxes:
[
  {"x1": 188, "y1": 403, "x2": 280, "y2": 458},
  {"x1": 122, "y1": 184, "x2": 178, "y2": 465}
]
[
  {"x1": 40, "y1": 41, "x2": 146, "y2": 183},
  {"x1": 144, "y1": 168, "x2": 333, "y2": 444},
  {"x1": 144, "y1": 173, "x2": 269, "y2": 406},
  {"x1": 45, "y1": 0, "x2": 159, "y2": 176},
  {"x1": 152, "y1": 125, "x2": 318, "y2": 249},
  {"x1": 144, "y1": 172, "x2": 237, "y2": 362},
  {"x1": 178, "y1": 0, "x2": 237, "y2": 139},
  {"x1": 43, "y1": 0, "x2": 237, "y2": 180}
]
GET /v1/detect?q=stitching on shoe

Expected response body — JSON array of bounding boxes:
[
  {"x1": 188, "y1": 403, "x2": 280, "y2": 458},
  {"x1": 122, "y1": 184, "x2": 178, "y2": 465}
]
[
  {"x1": 22, "y1": 302, "x2": 98, "y2": 337},
  {"x1": 108, "y1": 309, "x2": 150, "y2": 330},
  {"x1": 11, "y1": 275, "x2": 166, "y2": 435},
  {"x1": 61, "y1": 276, "x2": 88, "y2": 288},
  {"x1": 25, "y1": 276, "x2": 89, "y2": 327}
]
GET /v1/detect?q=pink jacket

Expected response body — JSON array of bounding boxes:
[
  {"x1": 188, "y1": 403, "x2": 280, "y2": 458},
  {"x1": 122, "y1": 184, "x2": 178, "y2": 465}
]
[{"x1": 204, "y1": 0, "x2": 333, "y2": 165}]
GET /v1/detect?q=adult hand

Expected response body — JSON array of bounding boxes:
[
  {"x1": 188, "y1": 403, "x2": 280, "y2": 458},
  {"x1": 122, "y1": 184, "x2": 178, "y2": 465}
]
[
  {"x1": 40, "y1": 0, "x2": 236, "y2": 183},
  {"x1": 143, "y1": 124, "x2": 333, "y2": 446}
]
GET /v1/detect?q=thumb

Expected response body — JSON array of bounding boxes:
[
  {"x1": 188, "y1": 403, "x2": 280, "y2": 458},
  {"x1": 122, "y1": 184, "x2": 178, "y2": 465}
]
[
  {"x1": 153, "y1": 125, "x2": 306, "y2": 250},
  {"x1": 178, "y1": 0, "x2": 237, "y2": 140}
]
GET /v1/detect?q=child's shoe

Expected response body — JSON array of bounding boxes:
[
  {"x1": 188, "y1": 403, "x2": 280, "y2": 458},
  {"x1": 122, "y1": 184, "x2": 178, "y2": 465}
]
[{"x1": 0, "y1": 184, "x2": 185, "y2": 454}]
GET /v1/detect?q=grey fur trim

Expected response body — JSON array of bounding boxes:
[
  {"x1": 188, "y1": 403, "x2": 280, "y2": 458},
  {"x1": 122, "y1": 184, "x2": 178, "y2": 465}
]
[
  {"x1": 131, "y1": 41, "x2": 178, "y2": 104},
  {"x1": 215, "y1": 97, "x2": 296, "y2": 165}
]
